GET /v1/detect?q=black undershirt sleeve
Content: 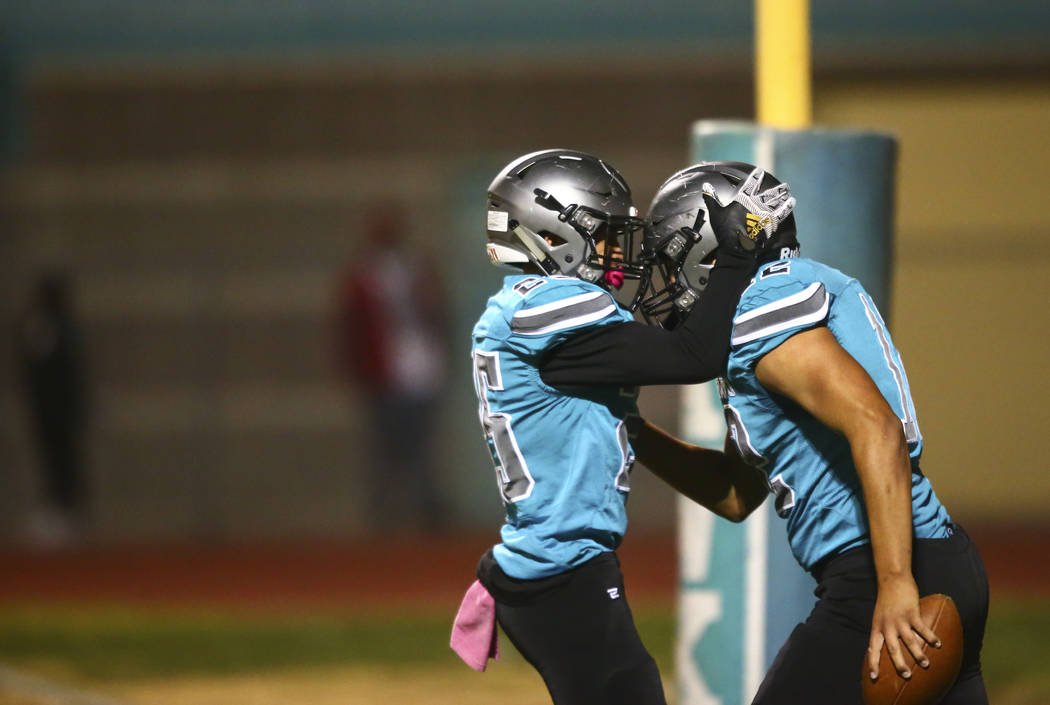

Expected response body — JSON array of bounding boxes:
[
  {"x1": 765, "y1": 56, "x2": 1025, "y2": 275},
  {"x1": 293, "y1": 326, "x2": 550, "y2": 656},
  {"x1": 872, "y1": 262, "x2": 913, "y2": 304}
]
[{"x1": 538, "y1": 249, "x2": 754, "y2": 387}]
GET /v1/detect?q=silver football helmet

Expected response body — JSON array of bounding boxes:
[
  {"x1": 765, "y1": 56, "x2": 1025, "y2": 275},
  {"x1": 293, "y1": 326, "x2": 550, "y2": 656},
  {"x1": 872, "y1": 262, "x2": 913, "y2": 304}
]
[
  {"x1": 485, "y1": 149, "x2": 648, "y2": 303},
  {"x1": 640, "y1": 161, "x2": 798, "y2": 325}
]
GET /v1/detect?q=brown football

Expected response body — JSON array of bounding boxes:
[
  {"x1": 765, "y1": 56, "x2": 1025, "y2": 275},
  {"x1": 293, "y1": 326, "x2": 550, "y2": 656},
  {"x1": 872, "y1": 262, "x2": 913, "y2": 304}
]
[{"x1": 861, "y1": 593, "x2": 964, "y2": 705}]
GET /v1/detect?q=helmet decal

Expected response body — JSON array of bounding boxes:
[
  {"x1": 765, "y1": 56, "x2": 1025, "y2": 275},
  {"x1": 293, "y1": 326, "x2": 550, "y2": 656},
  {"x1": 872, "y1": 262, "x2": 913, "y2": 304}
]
[{"x1": 487, "y1": 210, "x2": 510, "y2": 232}]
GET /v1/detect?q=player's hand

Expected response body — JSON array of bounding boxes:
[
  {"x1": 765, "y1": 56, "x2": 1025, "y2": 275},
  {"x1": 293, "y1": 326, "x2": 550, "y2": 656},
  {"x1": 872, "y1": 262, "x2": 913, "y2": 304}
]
[
  {"x1": 701, "y1": 167, "x2": 796, "y2": 257},
  {"x1": 867, "y1": 575, "x2": 941, "y2": 681}
]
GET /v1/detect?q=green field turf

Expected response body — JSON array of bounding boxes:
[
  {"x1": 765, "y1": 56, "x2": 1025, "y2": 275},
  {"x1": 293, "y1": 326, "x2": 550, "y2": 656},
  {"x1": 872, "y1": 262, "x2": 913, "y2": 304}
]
[{"x1": 0, "y1": 597, "x2": 1046, "y2": 703}]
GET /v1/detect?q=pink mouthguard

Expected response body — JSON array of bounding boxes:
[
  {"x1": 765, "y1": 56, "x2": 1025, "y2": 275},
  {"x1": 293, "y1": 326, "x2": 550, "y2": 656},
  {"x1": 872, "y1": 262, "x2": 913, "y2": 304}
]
[{"x1": 604, "y1": 270, "x2": 625, "y2": 289}]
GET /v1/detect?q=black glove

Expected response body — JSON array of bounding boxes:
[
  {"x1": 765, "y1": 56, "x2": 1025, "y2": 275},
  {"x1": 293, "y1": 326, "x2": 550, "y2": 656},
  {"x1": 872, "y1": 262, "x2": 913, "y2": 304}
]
[
  {"x1": 702, "y1": 192, "x2": 763, "y2": 256},
  {"x1": 701, "y1": 168, "x2": 797, "y2": 258}
]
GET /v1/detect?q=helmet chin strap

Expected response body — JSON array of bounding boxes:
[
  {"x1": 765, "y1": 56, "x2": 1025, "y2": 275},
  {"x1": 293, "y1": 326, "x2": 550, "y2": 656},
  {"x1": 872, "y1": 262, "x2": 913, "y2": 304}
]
[{"x1": 513, "y1": 224, "x2": 562, "y2": 275}]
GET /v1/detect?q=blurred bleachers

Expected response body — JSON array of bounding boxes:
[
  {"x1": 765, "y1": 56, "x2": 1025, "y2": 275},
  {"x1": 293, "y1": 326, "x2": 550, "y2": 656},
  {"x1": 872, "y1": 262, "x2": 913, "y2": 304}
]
[{"x1": 0, "y1": 1, "x2": 1048, "y2": 543}]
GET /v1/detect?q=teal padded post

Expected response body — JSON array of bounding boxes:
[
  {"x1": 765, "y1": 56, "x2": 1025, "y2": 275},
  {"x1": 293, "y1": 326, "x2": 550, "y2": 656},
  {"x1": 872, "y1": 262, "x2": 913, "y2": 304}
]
[{"x1": 676, "y1": 121, "x2": 897, "y2": 705}]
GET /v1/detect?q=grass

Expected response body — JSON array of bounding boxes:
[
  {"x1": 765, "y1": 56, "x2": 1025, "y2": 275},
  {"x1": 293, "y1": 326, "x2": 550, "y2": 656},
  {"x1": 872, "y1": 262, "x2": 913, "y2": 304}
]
[
  {"x1": 0, "y1": 597, "x2": 1045, "y2": 702},
  {"x1": 0, "y1": 606, "x2": 460, "y2": 681},
  {"x1": 979, "y1": 597, "x2": 1050, "y2": 704}
]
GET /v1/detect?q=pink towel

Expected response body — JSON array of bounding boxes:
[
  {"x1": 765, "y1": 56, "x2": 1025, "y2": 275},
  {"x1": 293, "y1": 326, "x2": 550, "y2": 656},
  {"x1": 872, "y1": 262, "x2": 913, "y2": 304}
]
[{"x1": 450, "y1": 579, "x2": 499, "y2": 671}]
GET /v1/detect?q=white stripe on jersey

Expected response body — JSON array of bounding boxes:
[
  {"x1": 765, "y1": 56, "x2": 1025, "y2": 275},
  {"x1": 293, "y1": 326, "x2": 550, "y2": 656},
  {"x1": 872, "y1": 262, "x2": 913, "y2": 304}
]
[
  {"x1": 513, "y1": 290, "x2": 607, "y2": 318},
  {"x1": 511, "y1": 290, "x2": 617, "y2": 336},
  {"x1": 514, "y1": 304, "x2": 618, "y2": 336},
  {"x1": 731, "y1": 282, "x2": 828, "y2": 346}
]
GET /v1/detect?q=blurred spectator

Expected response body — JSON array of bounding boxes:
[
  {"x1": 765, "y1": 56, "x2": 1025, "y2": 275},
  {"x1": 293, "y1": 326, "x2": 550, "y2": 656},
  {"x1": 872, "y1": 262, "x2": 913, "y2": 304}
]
[
  {"x1": 17, "y1": 271, "x2": 89, "y2": 544},
  {"x1": 334, "y1": 206, "x2": 450, "y2": 533}
]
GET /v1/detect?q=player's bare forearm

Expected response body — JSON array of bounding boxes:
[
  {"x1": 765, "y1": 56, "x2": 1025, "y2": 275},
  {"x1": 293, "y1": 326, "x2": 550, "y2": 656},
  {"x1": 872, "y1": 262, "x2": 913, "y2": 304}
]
[
  {"x1": 754, "y1": 326, "x2": 938, "y2": 678},
  {"x1": 633, "y1": 420, "x2": 767, "y2": 521},
  {"x1": 851, "y1": 413, "x2": 941, "y2": 678},
  {"x1": 852, "y1": 414, "x2": 913, "y2": 587}
]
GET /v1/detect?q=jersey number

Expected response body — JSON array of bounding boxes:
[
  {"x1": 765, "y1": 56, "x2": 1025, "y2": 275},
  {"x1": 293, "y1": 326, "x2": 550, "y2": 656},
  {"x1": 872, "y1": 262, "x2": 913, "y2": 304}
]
[{"x1": 472, "y1": 351, "x2": 535, "y2": 503}]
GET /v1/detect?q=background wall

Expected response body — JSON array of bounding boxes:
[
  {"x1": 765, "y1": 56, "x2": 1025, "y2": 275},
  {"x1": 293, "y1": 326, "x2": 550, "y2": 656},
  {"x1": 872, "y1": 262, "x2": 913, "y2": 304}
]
[
  {"x1": 0, "y1": 1, "x2": 1047, "y2": 542},
  {"x1": 817, "y1": 79, "x2": 1050, "y2": 520}
]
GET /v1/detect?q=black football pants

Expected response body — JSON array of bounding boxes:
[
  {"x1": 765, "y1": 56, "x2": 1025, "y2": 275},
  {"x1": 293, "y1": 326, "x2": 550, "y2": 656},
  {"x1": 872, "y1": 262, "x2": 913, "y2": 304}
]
[
  {"x1": 752, "y1": 524, "x2": 989, "y2": 705},
  {"x1": 478, "y1": 550, "x2": 667, "y2": 705}
]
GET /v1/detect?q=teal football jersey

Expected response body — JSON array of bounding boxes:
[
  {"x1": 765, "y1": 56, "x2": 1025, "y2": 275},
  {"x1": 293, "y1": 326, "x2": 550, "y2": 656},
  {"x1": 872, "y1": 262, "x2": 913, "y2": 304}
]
[
  {"x1": 472, "y1": 275, "x2": 639, "y2": 579},
  {"x1": 722, "y1": 258, "x2": 951, "y2": 571}
]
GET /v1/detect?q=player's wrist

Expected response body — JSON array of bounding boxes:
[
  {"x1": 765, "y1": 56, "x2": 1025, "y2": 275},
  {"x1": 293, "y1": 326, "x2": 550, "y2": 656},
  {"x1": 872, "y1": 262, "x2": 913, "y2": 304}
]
[{"x1": 876, "y1": 570, "x2": 915, "y2": 588}]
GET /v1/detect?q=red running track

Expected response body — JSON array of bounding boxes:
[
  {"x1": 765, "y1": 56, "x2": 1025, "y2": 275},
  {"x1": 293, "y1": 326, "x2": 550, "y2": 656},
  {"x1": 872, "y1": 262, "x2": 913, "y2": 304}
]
[{"x1": 0, "y1": 524, "x2": 1045, "y2": 610}]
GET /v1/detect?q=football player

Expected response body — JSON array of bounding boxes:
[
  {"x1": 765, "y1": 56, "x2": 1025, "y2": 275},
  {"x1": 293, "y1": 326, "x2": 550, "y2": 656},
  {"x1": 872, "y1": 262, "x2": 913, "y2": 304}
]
[
  {"x1": 636, "y1": 161, "x2": 989, "y2": 705},
  {"x1": 458, "y1": 149, "x2": 786, "y2": 705}
]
